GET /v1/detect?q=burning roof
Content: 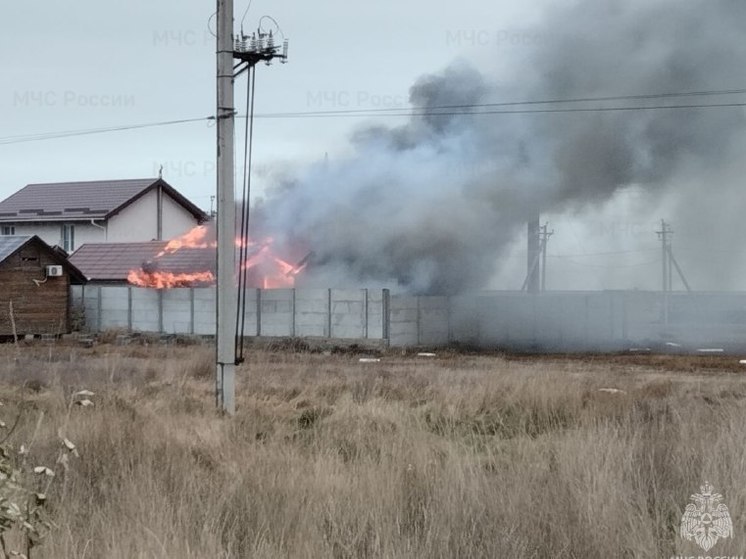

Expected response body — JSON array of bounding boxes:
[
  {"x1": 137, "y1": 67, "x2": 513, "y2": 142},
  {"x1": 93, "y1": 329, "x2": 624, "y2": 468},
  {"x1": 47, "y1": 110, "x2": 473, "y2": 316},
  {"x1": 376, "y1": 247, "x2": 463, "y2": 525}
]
[{"x1": 99, "y1": 225, "x2": 311, "y2": 289}]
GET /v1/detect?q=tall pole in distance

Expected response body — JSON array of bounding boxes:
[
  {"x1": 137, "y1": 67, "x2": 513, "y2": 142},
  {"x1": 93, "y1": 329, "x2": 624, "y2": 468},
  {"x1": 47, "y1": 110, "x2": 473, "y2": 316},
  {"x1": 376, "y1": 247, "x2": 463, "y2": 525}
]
[
  {"x1": 540, "y1": 222, "x2": 553, "y2": 292},
  {"x1": 656, "y1": 219, "x2": 672, "y2": 327},
  {"x1": 526, "y1": 214, "x2": 541, "y2": 293},
  {"x1": 657, "y1": 219, "x2": 670, "y2": 293},
  {"x1": 216, "y1": 0, "x2": 236, "y2": 415}
]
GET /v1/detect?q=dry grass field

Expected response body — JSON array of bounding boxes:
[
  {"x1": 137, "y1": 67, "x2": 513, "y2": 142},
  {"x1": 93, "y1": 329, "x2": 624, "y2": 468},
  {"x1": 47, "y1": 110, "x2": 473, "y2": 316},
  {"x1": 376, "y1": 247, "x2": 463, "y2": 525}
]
[{"x1": 0, "y1": 340, "x2": 744, "y2": 558}]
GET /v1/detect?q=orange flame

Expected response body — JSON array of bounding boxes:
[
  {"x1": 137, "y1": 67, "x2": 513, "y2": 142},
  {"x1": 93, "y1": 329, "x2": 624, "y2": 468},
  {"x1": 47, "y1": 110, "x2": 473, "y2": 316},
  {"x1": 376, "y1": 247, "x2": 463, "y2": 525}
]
[
  {"x1": 157, "y1": 225, "x2": 216, "y2": 257},
  {"x1": 127, "y1": 226, "x2": 307, "y2": 289},
  {"x1": 127, "y1": 269, "x2": 215, "y2": 289}
]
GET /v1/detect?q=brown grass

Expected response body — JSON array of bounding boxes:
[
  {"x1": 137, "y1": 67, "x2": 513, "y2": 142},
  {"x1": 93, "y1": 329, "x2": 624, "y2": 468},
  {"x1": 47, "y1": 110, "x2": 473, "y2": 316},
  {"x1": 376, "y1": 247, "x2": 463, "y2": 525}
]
[{"x1": 0, "y1": 343, "x2": 744, "y2": 558}]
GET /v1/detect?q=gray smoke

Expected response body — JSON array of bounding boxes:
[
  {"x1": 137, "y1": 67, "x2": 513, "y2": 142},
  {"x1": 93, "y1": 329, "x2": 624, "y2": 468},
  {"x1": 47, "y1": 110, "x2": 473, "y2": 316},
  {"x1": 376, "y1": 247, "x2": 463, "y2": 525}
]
[{"x1": 256, "y1": 0, "x2": 746, "y2": 293}]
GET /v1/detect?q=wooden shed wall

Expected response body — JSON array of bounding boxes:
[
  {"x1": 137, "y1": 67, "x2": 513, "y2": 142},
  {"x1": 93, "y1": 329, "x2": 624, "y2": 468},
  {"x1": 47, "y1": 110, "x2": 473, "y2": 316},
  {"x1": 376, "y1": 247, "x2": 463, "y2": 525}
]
[{"x1": 0, "y1": 244, "x2": 70, "y2": 335}]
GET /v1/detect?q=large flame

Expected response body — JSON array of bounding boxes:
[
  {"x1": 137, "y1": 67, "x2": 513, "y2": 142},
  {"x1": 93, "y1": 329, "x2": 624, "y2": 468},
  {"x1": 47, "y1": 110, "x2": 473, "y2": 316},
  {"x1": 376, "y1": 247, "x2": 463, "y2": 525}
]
[
  {"x1": 127, "y1": 225, "x2": 307, "y2": 289},
  {"x1": 157, "y1": 225, "x2": 216, "y2": 256},
  {"x1": 127, "y1": 269, "x2": 215, "y2": 289},
  {"x1": 240, "y1": 238, "x2": 309, "y2": 289}
]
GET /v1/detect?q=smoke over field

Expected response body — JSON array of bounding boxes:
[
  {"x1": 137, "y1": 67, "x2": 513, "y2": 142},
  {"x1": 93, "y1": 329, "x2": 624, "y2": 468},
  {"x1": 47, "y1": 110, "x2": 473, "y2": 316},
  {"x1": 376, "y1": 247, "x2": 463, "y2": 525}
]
[{"x1": 256, "y1": 0, "x2": 746, "y2": 293}]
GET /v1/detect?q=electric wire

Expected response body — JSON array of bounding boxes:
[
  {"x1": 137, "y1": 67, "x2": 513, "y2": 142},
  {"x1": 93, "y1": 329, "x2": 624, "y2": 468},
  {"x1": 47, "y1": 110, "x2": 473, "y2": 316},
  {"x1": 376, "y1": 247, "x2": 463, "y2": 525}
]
[
  {"x1": 3, "y1": 88, "x2": 746, "y2": 146},
  {"x1": 254, "y1": 87, "x2": 746, "y2": 117},
  {"x1": 0, "y1": 117, "x2": 212, "y2": 145},
  {"x1": 251, "y1": 101, "x2": 746, "y2": 119},
  {"x1": 553, "y1": 258, "x2": 662, "y2": 268},
  {"x1": 235, "y1": 64, "x2": 257, "y2": 364},
  {"x1": 240, "y1": 0, "x2": 254, "y2": 32}
]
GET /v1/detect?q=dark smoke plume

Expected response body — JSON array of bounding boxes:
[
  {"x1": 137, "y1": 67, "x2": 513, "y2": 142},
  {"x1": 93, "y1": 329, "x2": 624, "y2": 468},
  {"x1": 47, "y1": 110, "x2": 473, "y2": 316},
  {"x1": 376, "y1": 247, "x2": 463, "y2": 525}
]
[{"x1": 256, "y1": 0, "x2": 746, "y2": 293}]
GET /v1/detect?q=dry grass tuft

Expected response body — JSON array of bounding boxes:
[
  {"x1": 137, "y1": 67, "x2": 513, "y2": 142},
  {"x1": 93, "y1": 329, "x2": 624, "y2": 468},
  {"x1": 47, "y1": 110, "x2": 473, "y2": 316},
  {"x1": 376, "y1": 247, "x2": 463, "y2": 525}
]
[{"x1": 0, "y1": 344, "x2": 743, "y2": 557}]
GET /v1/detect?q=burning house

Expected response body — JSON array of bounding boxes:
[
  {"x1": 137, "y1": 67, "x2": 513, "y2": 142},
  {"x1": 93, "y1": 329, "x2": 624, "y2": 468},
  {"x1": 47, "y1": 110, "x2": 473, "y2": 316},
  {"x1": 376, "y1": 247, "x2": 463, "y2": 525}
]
[{"x1": 71, "y1": 224, "x2": 309, "y2": 289}]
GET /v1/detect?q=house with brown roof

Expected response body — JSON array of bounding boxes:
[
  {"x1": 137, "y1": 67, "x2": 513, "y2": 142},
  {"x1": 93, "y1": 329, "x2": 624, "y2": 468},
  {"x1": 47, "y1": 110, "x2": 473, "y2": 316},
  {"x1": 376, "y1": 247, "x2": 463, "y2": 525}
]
[
  {"x1": 0, "y1": 178, "x2": 207, "y2": 253},
  {"x1": 69, "y1": 241, "x2": 215, "y2": 287}
]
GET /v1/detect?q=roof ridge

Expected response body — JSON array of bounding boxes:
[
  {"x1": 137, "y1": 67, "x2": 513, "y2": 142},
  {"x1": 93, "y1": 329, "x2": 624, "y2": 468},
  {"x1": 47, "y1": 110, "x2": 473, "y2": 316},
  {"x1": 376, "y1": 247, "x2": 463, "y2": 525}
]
[{"x1": 25, "y1": 178, "x2": 158, "y2": 187}]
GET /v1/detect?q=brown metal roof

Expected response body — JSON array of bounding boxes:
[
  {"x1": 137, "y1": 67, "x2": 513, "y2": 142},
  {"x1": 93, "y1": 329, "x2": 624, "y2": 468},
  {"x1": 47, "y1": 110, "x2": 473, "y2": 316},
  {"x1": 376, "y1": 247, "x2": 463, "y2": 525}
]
[
  {"x1": 69, "y1": 242, "x2": 215, "y2": 282},
  {"x1": 0, "y1": 178, "x2": 207, "y2": 223}
]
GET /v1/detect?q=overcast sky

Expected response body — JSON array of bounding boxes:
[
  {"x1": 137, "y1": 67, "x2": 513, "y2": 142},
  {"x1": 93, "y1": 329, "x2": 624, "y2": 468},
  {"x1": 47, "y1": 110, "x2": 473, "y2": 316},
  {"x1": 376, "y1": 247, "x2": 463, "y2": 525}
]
[{"x1": 0, "y1": 0, "x2": 545, "y2": 209}]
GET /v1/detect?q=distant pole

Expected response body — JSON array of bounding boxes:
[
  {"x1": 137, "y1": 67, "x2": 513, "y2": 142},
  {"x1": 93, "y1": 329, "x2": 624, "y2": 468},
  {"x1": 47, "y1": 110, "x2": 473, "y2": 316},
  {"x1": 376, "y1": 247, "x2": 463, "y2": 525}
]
[
  {"x1": 216, "y1": 0, "x2": 236, "y2": 415},
  {"x1": 656, "y1": 219, "x2": 672, "y2": 327},
  {"x1": 526, "y1": 214, "x2": 541, "y2": 293},
  {"x1": 657, "y1": 219, "x2": 671, "y2": 293},
  {"x1": 540, "y1": 222, "x2": 554, "y2": 292}
]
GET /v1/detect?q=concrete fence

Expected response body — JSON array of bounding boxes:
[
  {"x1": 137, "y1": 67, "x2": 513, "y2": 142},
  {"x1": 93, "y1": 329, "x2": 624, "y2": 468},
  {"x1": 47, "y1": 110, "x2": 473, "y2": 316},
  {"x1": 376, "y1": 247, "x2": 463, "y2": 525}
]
[
  {"x1": 71, "y1": 286, "x2": 400, "y2": 342},
  {"x1": 71, "y1": 286, "x2": 746, "y2": 350}
]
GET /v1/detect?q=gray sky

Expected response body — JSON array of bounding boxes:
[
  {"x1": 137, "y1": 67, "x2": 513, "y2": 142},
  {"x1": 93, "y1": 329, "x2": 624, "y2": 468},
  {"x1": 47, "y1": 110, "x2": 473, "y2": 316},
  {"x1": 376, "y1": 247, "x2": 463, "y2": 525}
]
[
  {"x1": 0, "y1": 0, "x2": 544, "y2": 210},
  {"x1": 4, "y1": 1, "x2": 745, "y2": 292}
]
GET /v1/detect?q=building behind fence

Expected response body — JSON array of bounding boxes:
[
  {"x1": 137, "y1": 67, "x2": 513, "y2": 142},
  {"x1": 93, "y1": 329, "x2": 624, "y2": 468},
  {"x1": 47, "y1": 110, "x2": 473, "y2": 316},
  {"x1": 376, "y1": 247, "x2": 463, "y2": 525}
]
[{"x1": 70, "y1": 286, "x2": 746, "y2": 351}]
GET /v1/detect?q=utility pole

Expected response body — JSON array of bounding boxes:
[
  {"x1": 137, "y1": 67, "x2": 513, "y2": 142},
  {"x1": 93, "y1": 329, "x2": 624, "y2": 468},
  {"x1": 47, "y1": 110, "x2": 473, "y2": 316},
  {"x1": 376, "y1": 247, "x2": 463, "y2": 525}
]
[
  {"x1": 656, "y1": 219, "x2": 691, "y2": 292},
  {"x1": 522, "y1": 217, "x2": 554, "y2": 293},
  {"x1": 214, "y1": 0, "x2": 288, "y2": 415},
  {"x1": 216, "y1": 0, "x2": 237, "y2": 415},
  {"x1": 526, "y1": 214, "x2": 541, "y2": 293},
  {"x1": 540, "y1": 222, "x2": 554, "y2": 292},
  {"x1": 657, "y1": 219, "x2": 671, "y2": 293}
]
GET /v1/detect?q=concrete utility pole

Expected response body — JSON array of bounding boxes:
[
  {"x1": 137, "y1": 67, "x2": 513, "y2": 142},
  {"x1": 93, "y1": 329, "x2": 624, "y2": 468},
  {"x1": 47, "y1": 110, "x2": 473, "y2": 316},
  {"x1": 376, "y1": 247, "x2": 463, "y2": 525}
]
[
  {"x1": 216, "y1": 0, "x2": 237, "y2": 415},
  {"x1": 523, "y1": 216, "x2": 554, "y2": 293},
  {"x1": 526, "y1": 214, "x2": 541, "y2": 293},
  {"x1": 657, "y1": 219, "x2": 671, "y2": 293},
  {"x1": 214, "y1": 1, "x2": 288, "y2": 414},
  {"x1": 656, "y1": 219, "x2": 691, "y2": 293},
  {"x1": 540, "y1": 222, "x2": 554, "y2": 292}
]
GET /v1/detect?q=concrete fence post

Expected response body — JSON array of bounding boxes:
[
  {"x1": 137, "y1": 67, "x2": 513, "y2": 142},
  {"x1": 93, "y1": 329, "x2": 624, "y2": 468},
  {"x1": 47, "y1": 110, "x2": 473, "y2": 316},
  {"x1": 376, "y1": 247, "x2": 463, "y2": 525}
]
[
  {"x1": 382, "y1": 289, "x2": 390, "y2": 346},
  {"x1": 363, "y1": 288, "x2": 369, "y2": 339},
  {"x1": 157, "y1": 290, "x2": 164, "y2": 333},
  {"x1": 189, "y1": 288, "x2": 195, "y2": 335},
  {"x1": 256, "y1": 289, "x2": 262, "y2": 337},
  {"x1": 416, "y1": 296, "x2": 422, "y2": 345},
  {"x1": 127, "y1": 287, "x2": 133, "y2": 332},
  {"x1": 291, "y1": 289, "x2": 296, "y2": 337},
  {"x1": 327, "y1": 288, "x2": 332, "y2": 338},
  {"x1": 447, "y1": 295, "x2": 453, "y2": 343},
  {"x1": 96, "y1": 286, "x2": 102, "y2": 333}
]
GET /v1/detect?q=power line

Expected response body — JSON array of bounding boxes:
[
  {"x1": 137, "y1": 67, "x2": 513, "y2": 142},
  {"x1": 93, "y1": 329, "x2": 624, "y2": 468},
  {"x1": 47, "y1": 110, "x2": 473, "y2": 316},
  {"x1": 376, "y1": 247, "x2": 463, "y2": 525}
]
[
  {"x1": 555, "y1": 258, "x2": 662, "y2": 269},
  {"x1": 3, "y1": 87, "x2": 746, "y2": 146},
  {"x1": 259, "y1": 86, "x2": 746, "y2": 117},
  {"x1": 252, "y1": 101, "x2": 746, "y2": 120},
  {"x1": 548, "y1": 248, "x2": 659, "y2": 258},
  {"x1": 0, "y1": 116, "x2": 213, "y2": 145}
]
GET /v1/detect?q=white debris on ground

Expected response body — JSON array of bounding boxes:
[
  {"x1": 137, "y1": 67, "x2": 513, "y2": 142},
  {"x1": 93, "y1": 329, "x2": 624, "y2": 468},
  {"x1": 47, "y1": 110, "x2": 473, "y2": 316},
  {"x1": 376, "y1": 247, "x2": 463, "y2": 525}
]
[
  {"x1": 597, "y1": 388, "x2": 627, "y2": 394},
  {"x1": 417, "y1": 353, "x2": 436, "y2": 357},
  {"x1": 358, "y1": 358, "x2": 381, "y2": 363}
]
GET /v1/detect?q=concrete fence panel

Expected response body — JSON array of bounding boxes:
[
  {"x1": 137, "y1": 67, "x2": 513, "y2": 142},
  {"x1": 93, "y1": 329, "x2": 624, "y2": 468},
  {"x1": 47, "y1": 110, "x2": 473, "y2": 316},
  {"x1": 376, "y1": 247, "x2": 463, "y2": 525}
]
[
  {"x1": 131, "y1": 288, "x2": 160, "y2": 332},
  {"x1": 259, "y1": 289, "x2": 294, "y2": 337},
  {"x1": 330, "y1": 289, "x2": 366, "y2": 339},
  {"x1": 193, "y1": 288, "x2": 216, "y2": 336},
  {"x1": 294, "y1": 288, "x2": 330, "y2": 337}
]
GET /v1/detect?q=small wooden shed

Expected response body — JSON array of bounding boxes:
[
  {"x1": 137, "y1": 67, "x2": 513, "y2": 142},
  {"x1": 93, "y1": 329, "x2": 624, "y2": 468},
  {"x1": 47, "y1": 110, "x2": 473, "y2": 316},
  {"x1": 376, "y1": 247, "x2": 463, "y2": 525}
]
[{"x1": 0, "y1": 236, "x2": 83, "y2": 336}]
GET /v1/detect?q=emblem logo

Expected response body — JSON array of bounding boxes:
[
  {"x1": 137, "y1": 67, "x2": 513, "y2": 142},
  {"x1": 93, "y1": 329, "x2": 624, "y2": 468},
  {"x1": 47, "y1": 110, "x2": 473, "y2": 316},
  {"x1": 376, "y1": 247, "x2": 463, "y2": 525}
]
[{"x1": 680, "y1": 481, "x2": 733, "y2": 551}]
